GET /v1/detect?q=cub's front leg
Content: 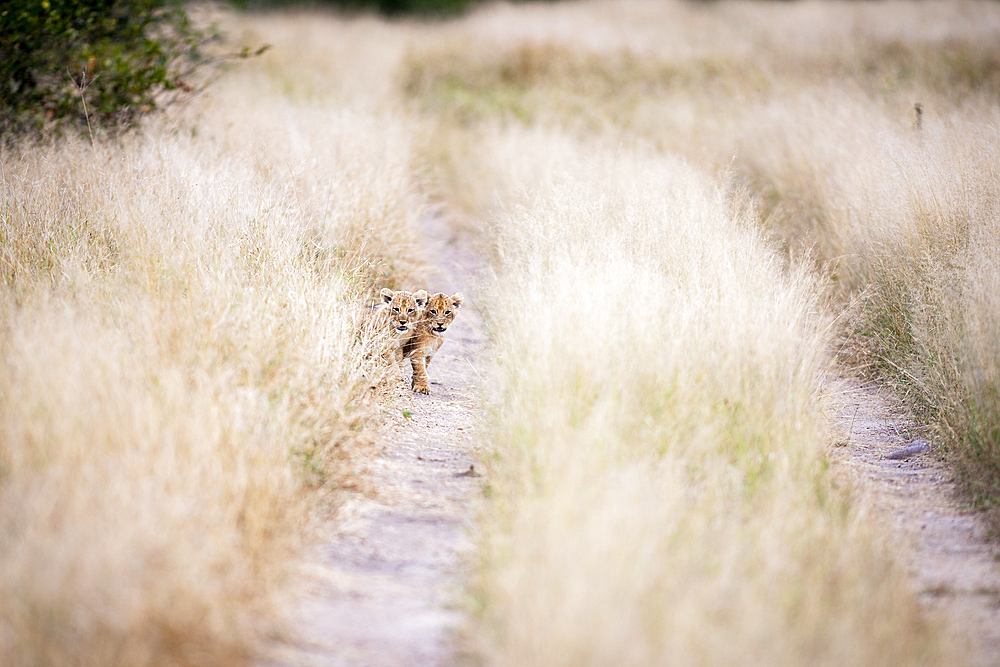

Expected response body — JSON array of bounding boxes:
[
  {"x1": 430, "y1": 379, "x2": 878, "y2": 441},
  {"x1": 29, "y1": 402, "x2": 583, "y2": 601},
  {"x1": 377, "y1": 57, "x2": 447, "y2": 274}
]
[{"x1": 410, "y1": 354, "x2": 431, "y2": 394}]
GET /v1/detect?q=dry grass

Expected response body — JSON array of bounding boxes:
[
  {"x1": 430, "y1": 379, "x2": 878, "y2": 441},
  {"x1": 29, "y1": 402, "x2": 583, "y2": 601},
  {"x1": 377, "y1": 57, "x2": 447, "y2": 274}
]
[
  {"x1": 0, "y1": 14, "x2": 424, "y2": 666},
  {"x1": 397, "y1": 0, "x2": 1000, "y2": 663},
  {"x1": 464, "y1": 128, "x2": 945, "y2": 666},
  {"x1": 6, "y1": 0, "x2": 1000, "y2": 664},
  {"x1": 748, "y1": 94, "x2": 1000, "y2": 520}
]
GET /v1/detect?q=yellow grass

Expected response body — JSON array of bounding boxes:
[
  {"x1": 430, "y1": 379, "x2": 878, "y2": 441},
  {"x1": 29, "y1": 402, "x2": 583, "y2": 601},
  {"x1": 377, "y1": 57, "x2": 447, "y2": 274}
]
[
  {"x1": 5, "y1": 0, "x2": 1000, "y2": 664},
  {"x1": 462, "y1": 128, "x2": 944, "y2": 666},
  {"x1": 0, "y1": 15, "x2": 424, "y2": 665},
  {"x1": 399, "y1": 0, "x2": 1000, "y2": 663},
  {"x1": 732, "y1": 91, "x2": 1000, "y2": 517}
]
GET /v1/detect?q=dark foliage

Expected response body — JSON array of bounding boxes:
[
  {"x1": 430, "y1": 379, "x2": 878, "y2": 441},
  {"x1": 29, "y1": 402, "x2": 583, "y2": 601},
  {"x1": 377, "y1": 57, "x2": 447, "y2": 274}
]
[{"x1": 0, "y1": 0, "x2": 213, "y2": 138}]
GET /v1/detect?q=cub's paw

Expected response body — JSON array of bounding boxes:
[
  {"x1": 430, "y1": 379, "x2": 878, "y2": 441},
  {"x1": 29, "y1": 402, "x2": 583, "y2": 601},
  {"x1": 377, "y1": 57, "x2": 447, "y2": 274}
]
[{"x1": 412, "y1": 381, "x2": 431, "y2": 395}]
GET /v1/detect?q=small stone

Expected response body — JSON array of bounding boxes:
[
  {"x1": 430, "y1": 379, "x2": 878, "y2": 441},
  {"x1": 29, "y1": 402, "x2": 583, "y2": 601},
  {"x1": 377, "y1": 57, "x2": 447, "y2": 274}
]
[{"x1": 884, "y1": 440, "x2": 932, "y2": 460}]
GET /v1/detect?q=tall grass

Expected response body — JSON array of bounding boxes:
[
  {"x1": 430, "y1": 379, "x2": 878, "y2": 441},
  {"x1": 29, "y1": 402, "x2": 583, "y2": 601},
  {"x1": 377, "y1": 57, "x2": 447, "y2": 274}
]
[
  {"x1": 394, "y1": 0, "x2": 1000, "y2": 662},
  {"x1": 740, "y1": 93, "x2": 1000, "y2": 521},
  {"x1": 6, "y1": 1, "x2": 999, "y2": 663},
  {"x1": 402, "y1": 0, "x2": 1000, "y2": 527},
  {"x1": 468, "y1": 129, "x2": 944, "y2": 665},
  {"x1": 0, "y1": 15, "x2": 423, "y2": 665}
]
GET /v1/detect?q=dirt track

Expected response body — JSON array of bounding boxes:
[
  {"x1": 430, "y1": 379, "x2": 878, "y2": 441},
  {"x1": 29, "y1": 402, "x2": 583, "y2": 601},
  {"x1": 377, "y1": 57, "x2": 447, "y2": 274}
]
[
  {"x1": 260, "y1": 209, "x2": 487, "y2": 666},
  {"x1": 831, "y1": 382, "x2": 1000, "y2": 666}
]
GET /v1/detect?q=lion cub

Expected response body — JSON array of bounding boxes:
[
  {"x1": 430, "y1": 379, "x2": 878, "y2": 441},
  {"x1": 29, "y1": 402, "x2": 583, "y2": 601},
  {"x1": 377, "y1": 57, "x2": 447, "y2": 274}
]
[
  {"x1": 402, "y1": 291, "x2": 463, "y2": 394},
  {"x1": 359, "y1": 288, "x2": 428, "y2": 365}
]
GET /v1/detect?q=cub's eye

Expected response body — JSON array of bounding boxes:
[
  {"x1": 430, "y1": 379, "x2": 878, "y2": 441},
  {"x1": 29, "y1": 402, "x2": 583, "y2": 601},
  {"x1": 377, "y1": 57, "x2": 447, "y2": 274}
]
[
  {"x1": 430, "y1": 309, "x2": 438, "y2": 315},
  {"x1": 393, "y1": 307, "x2": 400, "y2": 312},
  {"x1": 444, "y1": 310, "x2": 451, "y2": 315},
  {"x1": 407, "y1": 308, "x2": 414, "y2": 313}
]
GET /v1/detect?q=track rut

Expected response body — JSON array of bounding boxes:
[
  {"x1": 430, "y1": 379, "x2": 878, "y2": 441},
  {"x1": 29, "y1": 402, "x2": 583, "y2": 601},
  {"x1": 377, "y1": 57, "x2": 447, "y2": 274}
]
[{"x1": 261, "y1": 209, "x2": 487, "y2": 666}]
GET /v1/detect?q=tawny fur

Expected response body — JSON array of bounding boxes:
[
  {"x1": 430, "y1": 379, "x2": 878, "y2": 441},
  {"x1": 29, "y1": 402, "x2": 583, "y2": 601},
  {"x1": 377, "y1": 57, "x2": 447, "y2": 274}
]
[
  {"x1": 358, "y1": 288, "x2": 428, "y2": 365},
  {"x1": 402, "y1": 292, "x2": 464, "y2": 394}
]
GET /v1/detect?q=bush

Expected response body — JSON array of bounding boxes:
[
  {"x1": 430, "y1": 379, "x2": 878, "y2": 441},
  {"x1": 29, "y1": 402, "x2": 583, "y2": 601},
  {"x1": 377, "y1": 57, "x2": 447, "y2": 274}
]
[{"x1": 0, "y1": 0, "x2": 212, "y2": 138}]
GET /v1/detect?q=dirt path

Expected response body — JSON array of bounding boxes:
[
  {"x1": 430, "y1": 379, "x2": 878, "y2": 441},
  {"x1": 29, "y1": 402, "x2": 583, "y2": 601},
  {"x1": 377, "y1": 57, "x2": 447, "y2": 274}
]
[
  {"x1": 260, "y1": 209, "x2": 487, "y2": 667},
  {"x1": 830, "y1": 381, "x2": 1000, "y2": 666}
]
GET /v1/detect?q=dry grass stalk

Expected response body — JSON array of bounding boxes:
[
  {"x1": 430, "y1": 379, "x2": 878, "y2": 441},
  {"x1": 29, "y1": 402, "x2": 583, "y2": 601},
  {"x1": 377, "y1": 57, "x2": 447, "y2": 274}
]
[
  {"x1": 463, "y1": 130, "x2": 945, "y2": 666},
  {"x1": 403, "y1": 0, "x2": 1000, "y2": 567},
  {"x1": 395, "y1": 1, "x2": 1000, "y2": 662},
  {"x1": 0, "y1": 14, "x2": 424, "y2": 665}
]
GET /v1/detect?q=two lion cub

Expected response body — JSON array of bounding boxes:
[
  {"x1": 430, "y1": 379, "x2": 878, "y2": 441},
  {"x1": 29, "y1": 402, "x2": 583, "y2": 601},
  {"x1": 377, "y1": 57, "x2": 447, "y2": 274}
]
[{"x1": 374, "y1": 287, "x2": 463, "y2": 394}]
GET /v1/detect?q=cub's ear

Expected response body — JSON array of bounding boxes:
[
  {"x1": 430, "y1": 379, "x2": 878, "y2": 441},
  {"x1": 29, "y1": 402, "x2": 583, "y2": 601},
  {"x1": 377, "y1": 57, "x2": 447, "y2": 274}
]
[
  {"x1": 451, "y1": 292, "x2": 464, "y2": 309},
  {"x1": 413, "y1": 290, "x2": 429, "y2": 307},
  {"x1": 380, "y1": 288, "x2": 394, "y2": 304}
]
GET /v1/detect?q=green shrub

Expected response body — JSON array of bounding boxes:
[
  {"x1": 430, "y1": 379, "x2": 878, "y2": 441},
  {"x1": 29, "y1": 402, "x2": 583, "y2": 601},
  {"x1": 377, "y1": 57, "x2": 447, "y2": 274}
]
[{"x1": 0, "y1": 0, "x2": 212, "y2": 138}]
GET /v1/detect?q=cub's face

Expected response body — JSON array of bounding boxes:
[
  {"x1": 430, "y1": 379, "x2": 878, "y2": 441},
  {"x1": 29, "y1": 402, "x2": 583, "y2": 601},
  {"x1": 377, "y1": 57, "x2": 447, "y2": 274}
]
[
  {"x1": 380, "y1": 288, "x2": 428, "y2": 334},
  {"x1": 423, "y1": 292, "x2": 464, "y2": 334}
]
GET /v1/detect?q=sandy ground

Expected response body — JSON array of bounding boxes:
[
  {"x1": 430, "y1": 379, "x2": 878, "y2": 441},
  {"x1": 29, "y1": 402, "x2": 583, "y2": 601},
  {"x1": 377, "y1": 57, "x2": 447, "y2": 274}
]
[
  {"x1": 259, "y1": 209, "x2": 488, "y2": 667},
  {"x1": 831, "y1": 381, "x2": 1000, "y2": 666}
]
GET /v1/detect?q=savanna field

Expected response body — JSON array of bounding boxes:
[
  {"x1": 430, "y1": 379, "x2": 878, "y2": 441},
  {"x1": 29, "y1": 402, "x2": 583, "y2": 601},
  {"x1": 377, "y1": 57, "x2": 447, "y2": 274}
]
[{"x1": 2, "y1": 1, "x2": 1000, "y2": 665}]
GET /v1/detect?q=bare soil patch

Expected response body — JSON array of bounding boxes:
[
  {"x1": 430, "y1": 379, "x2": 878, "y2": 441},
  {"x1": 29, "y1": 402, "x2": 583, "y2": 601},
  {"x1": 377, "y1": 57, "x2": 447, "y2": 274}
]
[
  {"x1": 259, "y1": 209, "x2": 487, "y2": 667},
  {"x1": 831, "y1": 381, "x2": 1000, "y2": 666}
]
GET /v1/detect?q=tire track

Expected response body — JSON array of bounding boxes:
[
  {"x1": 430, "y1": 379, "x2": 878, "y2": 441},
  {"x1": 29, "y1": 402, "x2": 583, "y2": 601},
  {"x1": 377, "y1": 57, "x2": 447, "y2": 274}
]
[
  {"x1": 261, "y1": 209, "x2": 487, "y2": 666},
  {"x1": 831, "y1": 381, "x2": 1000, "y2": 666}
]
